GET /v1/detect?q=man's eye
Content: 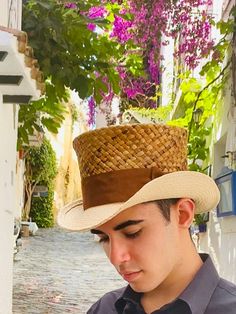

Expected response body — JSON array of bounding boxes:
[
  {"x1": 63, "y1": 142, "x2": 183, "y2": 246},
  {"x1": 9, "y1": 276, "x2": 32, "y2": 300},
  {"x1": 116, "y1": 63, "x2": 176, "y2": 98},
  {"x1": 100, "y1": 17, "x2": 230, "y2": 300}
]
[
  {"x1": 98, "y1": 236, "x2": 109, "y2": 243},
  {"x1": 125, "y1": 230, "x2": 141, "y2": 239}
]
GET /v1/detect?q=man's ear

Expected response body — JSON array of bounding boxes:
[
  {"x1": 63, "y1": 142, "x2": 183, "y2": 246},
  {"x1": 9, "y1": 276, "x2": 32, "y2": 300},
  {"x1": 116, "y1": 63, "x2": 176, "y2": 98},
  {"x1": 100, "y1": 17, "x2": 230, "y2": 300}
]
[{"x1": 175, "y1": 198, "x2": 195, "y2": 229}]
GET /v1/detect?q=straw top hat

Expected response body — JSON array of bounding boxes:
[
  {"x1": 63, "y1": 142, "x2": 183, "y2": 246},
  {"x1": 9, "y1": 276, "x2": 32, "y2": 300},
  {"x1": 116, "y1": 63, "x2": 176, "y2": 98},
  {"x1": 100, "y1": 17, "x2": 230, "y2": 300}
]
[{"x1": 57, "y1": 123, "x2": 220, "y2": 231}]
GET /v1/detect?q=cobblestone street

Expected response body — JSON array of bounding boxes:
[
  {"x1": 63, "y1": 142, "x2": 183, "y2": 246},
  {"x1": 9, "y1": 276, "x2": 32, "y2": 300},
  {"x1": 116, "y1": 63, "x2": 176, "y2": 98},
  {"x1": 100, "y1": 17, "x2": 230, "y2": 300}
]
[{"x1": 13, "y1": 227, "x2": 124, "y2": 313}]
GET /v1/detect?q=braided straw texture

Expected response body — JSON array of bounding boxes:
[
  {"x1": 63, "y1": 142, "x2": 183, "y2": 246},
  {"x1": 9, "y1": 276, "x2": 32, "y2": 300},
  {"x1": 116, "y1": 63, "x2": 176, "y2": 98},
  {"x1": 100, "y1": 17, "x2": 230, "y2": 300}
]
[{"x1": 73, "y1": 124, "x2": 188, "y2": 179}]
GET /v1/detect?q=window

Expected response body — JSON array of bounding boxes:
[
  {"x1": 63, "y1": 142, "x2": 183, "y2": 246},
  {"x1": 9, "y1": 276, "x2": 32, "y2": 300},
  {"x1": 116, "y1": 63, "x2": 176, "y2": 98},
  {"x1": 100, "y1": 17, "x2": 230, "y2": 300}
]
[{"x1": 215, "y1": 168, "x2": 236, "y2": 217}]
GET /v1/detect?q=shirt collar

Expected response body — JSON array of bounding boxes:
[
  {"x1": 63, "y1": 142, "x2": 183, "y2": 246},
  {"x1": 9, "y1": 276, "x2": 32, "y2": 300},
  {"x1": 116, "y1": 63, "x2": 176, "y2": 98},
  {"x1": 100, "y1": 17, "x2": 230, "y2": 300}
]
[
  {"x1": 179, "y1": 253, "x2": 220, "y2": 314},
  {"x1": 115, "y1": 285, "x2": 143, "y2": 313},
  {"x1": 115, "y1": 254, "x2": 220, "y2": 314}
]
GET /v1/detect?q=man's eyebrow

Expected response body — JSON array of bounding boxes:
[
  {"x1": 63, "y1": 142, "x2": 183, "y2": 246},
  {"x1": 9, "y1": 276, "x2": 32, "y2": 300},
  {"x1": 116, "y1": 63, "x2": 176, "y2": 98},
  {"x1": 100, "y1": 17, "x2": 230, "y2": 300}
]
[
  {"x1": 114, "y1": 220, "x2": 144, "y2": 231},
  {"x1": 90, "y1": 220, "x2": 144, "y2": 234}
]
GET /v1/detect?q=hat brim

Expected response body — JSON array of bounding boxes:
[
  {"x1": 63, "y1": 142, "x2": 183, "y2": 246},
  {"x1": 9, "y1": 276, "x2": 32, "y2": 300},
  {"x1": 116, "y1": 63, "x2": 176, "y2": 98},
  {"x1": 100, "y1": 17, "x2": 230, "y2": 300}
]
[{"x1": 57, "y1": 171, "x2": 220, "y2": 231}]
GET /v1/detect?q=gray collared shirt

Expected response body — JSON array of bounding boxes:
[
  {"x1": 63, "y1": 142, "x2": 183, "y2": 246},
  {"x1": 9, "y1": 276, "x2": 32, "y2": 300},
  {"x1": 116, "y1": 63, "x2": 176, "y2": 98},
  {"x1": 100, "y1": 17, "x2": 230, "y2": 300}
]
[{"x1": 87, "y1": 254, "x2": 236, "y2": 313}]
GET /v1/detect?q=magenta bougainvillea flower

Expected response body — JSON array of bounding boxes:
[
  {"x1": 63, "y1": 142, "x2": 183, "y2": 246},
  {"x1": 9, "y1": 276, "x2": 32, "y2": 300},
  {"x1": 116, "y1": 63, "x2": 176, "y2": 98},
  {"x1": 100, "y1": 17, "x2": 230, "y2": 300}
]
[
  {"x1": 110, "y1": 15, "x2": 133, "y2": 43},
  {"x1": 88, "y1": 6, "x2": 107, "y2": 19},
  {"x1": 88, "y1": 97, "x2": 96, "y2": 127},
  {"x1": 106, "y1": 0, "x2": 214, "y2": 102},
  {"x1": 87, "y1": 23, "x2": 96, "y2": 31}
]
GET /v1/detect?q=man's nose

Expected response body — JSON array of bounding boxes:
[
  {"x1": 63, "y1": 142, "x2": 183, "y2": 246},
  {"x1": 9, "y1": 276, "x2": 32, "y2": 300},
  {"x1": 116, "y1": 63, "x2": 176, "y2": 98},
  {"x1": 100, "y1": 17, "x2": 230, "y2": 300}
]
[{"x1": 108, "y1": 238, "x2": 131, "y2": 266}]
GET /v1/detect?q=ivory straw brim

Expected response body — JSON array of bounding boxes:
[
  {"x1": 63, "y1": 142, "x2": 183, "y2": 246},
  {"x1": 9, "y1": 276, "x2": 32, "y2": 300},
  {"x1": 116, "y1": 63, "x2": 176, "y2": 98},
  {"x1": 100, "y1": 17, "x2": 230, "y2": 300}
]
[{"x1": 57, "y1": 171, "x2": 220, "y2": 232}]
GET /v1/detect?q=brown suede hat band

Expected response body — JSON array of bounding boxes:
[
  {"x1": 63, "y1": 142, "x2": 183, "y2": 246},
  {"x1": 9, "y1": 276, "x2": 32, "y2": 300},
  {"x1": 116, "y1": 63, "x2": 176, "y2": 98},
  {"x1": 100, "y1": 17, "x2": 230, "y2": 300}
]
[{"x1": 81, "y1": 167, "x2": 166, "y2": 209}]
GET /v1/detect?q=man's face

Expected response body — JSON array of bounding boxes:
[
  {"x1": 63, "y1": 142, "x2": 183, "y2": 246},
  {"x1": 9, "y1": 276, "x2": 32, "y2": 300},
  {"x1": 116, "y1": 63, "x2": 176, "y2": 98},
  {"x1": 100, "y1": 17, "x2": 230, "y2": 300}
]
[{"x1": 91, "y1": 202, "x2": 183, "y2": 293}]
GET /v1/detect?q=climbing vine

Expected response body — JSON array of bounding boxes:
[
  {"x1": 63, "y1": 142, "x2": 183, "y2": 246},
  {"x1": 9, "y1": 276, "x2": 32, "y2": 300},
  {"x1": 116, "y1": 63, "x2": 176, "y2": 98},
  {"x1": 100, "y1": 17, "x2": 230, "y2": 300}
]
[
  {"x1": 123, "y1": 9, "x2": 236, "y2": 228},
  {"x1": 125, "y1": 10, "x2": 235, "y2": 172},
  {"x1": 169, "y1": 14, "x2": 235, "y2": 171}
]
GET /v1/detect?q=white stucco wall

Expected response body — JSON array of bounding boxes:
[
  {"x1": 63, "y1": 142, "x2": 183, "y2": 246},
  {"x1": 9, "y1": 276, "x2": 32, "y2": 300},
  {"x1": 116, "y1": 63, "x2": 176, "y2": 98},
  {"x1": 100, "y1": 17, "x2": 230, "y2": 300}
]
[
  {"x1": 198, "y1": 213, "x2": 236, "y2": 283},
  {"x1": 0, "y1": 0, "x2": 22, "y2": 28},
  {"x1": 198, "y1": 58, "x2": 236, "y2": 283},
  {"x1": 160, "y1": 36, "x2": 175, "y2": 107},
  {"x1": 0, "y1": 1, "x2": 23, "y2": 312},
  {"x1": 0, "y1": 94, "x2": 18, "y2": 313}
]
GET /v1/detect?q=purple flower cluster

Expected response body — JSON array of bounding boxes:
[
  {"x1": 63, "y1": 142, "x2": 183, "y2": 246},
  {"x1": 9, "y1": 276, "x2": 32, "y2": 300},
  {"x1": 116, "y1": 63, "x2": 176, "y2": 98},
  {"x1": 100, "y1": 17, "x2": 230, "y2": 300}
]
[
  {"x1": 106, "y1": 0, "x2": 214, "y2": 99},
  {"x1": 148, "y1": 49, "x2": 161, "y2": 84},
  {"x1": 88, "y1": 97, "x2": 96, "y2": 127},
  {"x1": 110, "y1": 15, "x2": 133, "y2": 43},
  {"x1": 100, "y1": 76, "x2": 114, "y2": 103},
  {"x1": 122, "y1": 75, "x2": 156, "y2": 105},
  {"x1": 87, "y1": 23, "x2": 96, "y2": 32},
  {"x1": 88, "y1": 6, "x2": 107, "y2": 19},
  {"x1": 174, "y1": 7, "x2": 214, "y2": 68}
]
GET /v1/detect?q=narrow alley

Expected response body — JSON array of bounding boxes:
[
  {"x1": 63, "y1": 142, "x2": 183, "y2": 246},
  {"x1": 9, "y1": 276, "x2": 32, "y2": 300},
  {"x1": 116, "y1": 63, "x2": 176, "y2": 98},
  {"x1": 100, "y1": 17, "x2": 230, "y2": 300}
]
[{"x1": 13, "y1": 228, "x2": 124, "y2": 314}]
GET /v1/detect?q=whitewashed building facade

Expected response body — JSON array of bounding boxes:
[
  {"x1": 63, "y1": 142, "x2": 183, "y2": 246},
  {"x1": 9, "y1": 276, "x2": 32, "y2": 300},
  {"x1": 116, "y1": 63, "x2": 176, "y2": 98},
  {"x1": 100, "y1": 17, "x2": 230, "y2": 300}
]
[{"x1": 0, "y1": 1, "x2": 43, "y2": 312}]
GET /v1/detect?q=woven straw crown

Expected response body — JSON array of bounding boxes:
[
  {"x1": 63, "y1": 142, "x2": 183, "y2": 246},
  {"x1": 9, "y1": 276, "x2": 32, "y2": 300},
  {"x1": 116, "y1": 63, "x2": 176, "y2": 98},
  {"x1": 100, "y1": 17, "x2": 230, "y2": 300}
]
[{"x1": 73, "y1": 124, "x2": 188, "y2": 179}]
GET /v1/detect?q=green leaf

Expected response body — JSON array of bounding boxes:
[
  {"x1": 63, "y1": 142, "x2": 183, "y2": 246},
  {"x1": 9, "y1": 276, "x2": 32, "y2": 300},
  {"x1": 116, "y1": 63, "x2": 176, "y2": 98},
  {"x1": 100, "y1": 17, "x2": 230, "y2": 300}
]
[{"x1": 184, "y1": 92, "x2": 196, "y2": 104}]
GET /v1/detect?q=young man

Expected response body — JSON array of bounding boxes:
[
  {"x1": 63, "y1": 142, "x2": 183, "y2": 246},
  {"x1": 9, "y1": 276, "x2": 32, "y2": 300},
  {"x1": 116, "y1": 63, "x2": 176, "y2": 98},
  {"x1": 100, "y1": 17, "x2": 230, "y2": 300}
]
[{"x1": 58, "y1": 123, "x2": 236, "y2": 313}]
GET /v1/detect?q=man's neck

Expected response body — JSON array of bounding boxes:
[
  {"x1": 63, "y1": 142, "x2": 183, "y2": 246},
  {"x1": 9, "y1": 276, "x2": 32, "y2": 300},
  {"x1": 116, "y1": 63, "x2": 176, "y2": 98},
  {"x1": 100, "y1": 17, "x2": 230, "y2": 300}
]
[{"x1": 141, "y1": 250, "x2": 203, "y2": 314}]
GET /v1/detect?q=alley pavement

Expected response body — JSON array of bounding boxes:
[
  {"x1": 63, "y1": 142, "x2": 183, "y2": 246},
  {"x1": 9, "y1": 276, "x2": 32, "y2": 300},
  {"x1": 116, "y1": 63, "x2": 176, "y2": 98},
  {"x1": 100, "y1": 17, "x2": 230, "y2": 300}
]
[{"x1": 13, "y1": 227, "x2": 124, "y2": 313}]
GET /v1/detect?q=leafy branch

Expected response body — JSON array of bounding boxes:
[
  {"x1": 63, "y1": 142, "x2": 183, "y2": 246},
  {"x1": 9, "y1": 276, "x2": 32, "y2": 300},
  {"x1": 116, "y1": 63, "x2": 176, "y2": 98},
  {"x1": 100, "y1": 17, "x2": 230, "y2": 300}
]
[{"x1": 188, "y1": 60, "x2": 231, "y2": 141}]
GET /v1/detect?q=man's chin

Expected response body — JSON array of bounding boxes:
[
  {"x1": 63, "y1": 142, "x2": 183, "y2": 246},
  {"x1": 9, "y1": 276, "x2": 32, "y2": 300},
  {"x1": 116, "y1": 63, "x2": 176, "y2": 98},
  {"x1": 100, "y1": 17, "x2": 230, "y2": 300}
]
[
  {"x1": 129, "y1": 282, "x2": 147, "y2": 293},
  {"x1": 130, "y1": 280, "x2": 159, "y2": 294}
]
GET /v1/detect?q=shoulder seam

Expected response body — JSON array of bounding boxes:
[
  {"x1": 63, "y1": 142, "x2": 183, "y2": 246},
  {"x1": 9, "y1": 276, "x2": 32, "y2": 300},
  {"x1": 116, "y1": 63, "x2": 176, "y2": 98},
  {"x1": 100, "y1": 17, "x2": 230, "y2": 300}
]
[{"x1": 218, "y1": 281, "x2": 236, "y2": 297}]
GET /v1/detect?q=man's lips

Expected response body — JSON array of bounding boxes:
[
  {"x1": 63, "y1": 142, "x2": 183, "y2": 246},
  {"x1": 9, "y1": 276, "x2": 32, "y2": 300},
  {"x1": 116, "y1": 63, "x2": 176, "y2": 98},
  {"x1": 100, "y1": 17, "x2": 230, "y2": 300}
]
[{"x1": 120, "y1": 271, "x2": 142, "y2": 282}]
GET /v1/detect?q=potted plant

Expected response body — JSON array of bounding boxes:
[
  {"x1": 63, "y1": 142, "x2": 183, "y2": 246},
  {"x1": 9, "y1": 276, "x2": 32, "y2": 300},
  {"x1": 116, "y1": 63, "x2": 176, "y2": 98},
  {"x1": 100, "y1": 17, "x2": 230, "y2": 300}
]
[{"x1": 194, "y1": 213, "x2": 209, "y2": 233}]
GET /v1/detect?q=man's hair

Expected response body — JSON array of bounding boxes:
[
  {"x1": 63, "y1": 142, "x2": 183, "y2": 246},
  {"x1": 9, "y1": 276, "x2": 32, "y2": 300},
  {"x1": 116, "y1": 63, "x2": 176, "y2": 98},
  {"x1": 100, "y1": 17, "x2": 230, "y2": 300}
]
[
  {"x1": 144, "y1": 198, "x2": 193, "y2": 240},
  {"x1": 144, "y1": 198, "x2": 180, "y2": 222}
]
